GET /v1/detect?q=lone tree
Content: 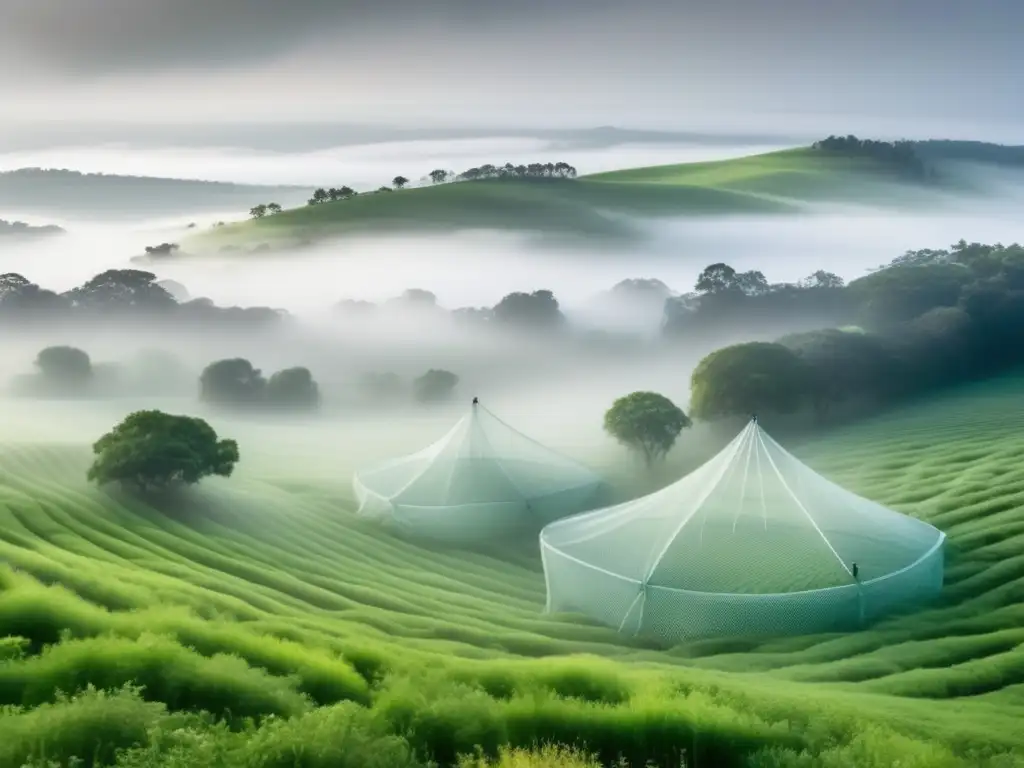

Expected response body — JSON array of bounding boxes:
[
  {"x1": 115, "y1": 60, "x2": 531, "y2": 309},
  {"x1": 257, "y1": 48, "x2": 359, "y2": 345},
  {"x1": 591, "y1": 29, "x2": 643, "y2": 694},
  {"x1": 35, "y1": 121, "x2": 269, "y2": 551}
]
[
  {"x1": 690, "y1": 342, "x2": 811, "y2": 420},
  {"x1": 392, "y1": 175, "x2": 409, "y2": 189},
  {"x1": 65, "y1": 269, "x2": 177, "y2": 313},
  {"x1": 249, "y1": 204, "x2": 268, "y2": 219},
  {"x1": 87, "y1": 410, "x2": 239, "y2": 492},
  {"x1": 265, "y1": 366, "x2": 320, "y2": 410},
  {"x1": 492, "y1": 289, "x2": 565, "y2": 328},
  {"x1": 199, "y1": 358, "x2": 266, "y2": 405},
  {"x1": 604, "y1": 391, "x2": 691, "y2": 466},
  {"x1": 414, "y1": 369, "x2": 459, "y2": 403},
  {"x1": 390, "y1": 288, "x2": 438, "y2": 309},
  {"x1": 695, "y1": 263, "x2": 739, "y2": 294},
  {"x1": 35, "y1": 345, "x2": 93, "y2": 386}
]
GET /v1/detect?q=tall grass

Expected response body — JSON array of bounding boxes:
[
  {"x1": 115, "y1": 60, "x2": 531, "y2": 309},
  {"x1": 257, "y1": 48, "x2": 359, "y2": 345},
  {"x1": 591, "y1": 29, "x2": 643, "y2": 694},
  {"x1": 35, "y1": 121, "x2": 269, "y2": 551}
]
[{"x1": 2, "y1": 375, "x2": 1024, "y2": 765}]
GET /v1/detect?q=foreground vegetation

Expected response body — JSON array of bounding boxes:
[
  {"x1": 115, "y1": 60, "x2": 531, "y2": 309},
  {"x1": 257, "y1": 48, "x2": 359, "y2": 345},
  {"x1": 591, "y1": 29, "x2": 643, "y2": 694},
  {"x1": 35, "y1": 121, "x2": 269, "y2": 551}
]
[{"x1": 1, "y1": 372, "x2": 1024, "y2": 766}]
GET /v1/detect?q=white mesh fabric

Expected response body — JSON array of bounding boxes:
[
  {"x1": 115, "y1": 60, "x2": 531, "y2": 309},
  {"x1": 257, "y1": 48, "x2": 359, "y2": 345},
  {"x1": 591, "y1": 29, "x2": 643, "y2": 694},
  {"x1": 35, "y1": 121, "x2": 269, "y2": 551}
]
[
  {"x1": 541, "y1": 420, "x2": 946, "y2": 642},
  {"x1": 353, "y1": 402, "x2": 605, "y2": 542}
]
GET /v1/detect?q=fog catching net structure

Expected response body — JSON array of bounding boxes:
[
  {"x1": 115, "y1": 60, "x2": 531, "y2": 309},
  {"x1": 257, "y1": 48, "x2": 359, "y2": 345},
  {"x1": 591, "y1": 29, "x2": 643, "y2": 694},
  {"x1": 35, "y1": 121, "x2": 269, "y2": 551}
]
[
  {"x1": 354, "y1": 401, "x2": 605, "y2": 543},
  {"x1": 540, "y1": 419, "x2": 945, "y2": 642}
]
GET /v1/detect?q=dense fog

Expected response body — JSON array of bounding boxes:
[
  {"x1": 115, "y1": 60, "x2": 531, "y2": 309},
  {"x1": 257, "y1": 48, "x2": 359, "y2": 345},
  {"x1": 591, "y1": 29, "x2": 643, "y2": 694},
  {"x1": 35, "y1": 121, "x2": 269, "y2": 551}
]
[
  {"x1": 5, "y1": 175, "x2": 1024, "y2": 316},
  {"x1": 3, "y1": 133, "x2": 1024, "y2": 487}
]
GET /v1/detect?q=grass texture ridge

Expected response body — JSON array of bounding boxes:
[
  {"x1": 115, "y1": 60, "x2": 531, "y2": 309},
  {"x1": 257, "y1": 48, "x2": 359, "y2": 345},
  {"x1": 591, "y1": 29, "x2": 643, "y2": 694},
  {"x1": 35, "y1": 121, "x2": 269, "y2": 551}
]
[{"x1": 2, "y1": 375, "x2": 1024, "y2": 765}]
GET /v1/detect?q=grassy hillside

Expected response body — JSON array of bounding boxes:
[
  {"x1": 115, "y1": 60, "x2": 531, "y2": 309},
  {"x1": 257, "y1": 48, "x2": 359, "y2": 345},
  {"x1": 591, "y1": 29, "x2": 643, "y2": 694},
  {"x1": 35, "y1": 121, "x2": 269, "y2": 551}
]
[
  {"x1": 186, "y1": 148, "x2": 946, "y2": 253},
  {"x1": 585, "y1": 147, "x2": 929, "y2": 199},
  {"x1": 1, "y1": 376, "x2": 1024, "y2": 766}
]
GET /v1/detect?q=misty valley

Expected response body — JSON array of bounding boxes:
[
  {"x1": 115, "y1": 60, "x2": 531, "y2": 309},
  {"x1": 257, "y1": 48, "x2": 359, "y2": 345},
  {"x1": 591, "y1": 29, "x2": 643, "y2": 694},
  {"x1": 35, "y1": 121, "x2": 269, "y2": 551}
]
[{"x1": 2, "y1": 128, "x2": 1024, "y2": 768}]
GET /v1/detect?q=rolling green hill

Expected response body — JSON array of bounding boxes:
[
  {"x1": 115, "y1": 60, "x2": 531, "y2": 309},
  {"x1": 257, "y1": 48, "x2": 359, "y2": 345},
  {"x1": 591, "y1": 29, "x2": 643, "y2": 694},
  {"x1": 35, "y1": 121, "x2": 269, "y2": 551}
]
[
  {"x1": 0, "y1": 168, "x2": 310, "y2": 220},
  {"x1": 185, "y1": 148, "x2": 951, "y2": 253},
  {"x1": 585, "y1": 147, "x2": 928, "y2": 198},
  {"x1": 1, "y1": 376, "x2": 1024, "y2": 766}
]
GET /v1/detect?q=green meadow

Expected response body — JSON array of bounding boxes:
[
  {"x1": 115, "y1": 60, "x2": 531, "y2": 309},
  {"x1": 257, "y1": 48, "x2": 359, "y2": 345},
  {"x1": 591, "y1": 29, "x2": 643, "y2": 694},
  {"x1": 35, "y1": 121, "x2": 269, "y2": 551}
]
[{"x1": 1, "y1": 372, "x2": 1024, "y2": 767}]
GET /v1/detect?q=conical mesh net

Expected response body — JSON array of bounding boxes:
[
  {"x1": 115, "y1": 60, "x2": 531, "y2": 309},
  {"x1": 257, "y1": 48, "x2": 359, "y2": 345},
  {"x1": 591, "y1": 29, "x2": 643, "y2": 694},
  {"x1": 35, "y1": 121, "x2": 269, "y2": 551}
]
[
  {"x1": 353, "y1": 403, "x2": 605, "y2": 542},
  {"x1": 541, "y1": 421, "x2": 945, "y2": 641}
]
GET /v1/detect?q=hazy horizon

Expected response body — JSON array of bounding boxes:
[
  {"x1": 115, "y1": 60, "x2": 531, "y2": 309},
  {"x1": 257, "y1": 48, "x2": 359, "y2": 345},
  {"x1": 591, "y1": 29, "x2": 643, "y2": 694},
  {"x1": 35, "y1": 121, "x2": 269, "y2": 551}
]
[
  {"x1": 2, "y1": 0, "x2": 1024, "y2": 442},
  {"x1": 0, "y1": 136, "x2": 788, "y2": 187},
  {"x1": 6, "y1": 205, "x2": 1024, "y2": 318}
]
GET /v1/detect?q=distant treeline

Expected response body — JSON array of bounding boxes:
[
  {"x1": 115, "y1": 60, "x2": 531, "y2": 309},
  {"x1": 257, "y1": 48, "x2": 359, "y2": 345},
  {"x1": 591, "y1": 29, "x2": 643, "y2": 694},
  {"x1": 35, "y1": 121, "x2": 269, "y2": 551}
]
[
  {"x1": 0, "y1": 168, "x2": 248, "y2": 185},
  {"x1": 0, "y1": 267, "x2": 576, "y2": 337},
  {"x1": 287, "y1": 161, "x2": 579, "y2": 210},
  {"x1": 0, "y1": 219, "x2": 65, "y2": 237},
  {"x1": 0, "y1": 168, "x2": 309, "y2": 218},
  {"x1": 812, "y1": 135, "x2": 927, "y2": 177},
  {"x1": 16, "y1": 342, "x2": 463, "y2": 413},
  {"x1": 911, "y1": 139, "x2": 1024, "y2": 167},
  {"x1": 337, "y1": 287, "x2": 569, "y2": 331},
  {"x1": 685, "y1": 240, "x2": 1024, "y2": 425},
  {"x1": 0, "y1": 270, "x2": 283, "y2": 330}
]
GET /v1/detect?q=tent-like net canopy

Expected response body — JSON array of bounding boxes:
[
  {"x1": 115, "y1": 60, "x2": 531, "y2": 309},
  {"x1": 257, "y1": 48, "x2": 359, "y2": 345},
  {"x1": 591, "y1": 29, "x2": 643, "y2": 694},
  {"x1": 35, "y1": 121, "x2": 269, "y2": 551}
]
[
  {"x1": 541, "y1": 419, "x2": 945, "y2": 642},
  {"x1": 354, "y1": 401, "x2": 605, "y2": 543}
]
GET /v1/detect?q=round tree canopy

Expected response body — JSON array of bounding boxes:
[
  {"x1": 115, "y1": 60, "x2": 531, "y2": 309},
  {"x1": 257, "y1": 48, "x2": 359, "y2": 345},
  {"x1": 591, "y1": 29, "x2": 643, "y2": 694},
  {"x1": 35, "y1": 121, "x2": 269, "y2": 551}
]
[
  {"x1": 353, "y1": 401, "x2": 605, "y2": 543},
  {"x1": 541, "y1": 419, "x2": 945, "y2": 641}
]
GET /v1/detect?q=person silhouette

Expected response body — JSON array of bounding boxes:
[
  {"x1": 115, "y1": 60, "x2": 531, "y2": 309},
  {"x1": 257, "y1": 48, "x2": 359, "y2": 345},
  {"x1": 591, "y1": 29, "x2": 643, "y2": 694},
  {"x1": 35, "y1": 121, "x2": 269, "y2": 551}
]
[{"x1": 852, "y1": 562, "x2": 860, "y2": 581}]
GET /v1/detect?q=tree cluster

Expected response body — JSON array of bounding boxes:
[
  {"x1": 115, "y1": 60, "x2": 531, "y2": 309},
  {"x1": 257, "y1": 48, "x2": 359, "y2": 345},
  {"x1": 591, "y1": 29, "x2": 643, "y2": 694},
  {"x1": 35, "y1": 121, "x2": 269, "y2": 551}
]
[
  {"x1": 421, "y1": 161, "x2": 578, "y2": 186},
  {"x1": 0, "y1": 269, "x2": 286, "y2": 331},
  {"x1": 0, "y1": 218, "x2": 65, "y2": 237},
  {"x1": 142, "y1": 242, "x2": 180, "y2": 260},
  {"x1": 197, "y1": 357, "x2": 460, "y2": 410},
  {"x1": 307, "y1": 187, "x2": 357, "y2": 206},
  {"x1": 336, "y1": 287, "x2": 568, "y2": 332},
  {"x1": 293, "y1": 161, "x2": 578, "y2": 212},
  {"x1": 687, "y1": 240, "x2": 1024, "y2": 424},
  {"x1": 811, "y1": 135, "x2": 926, "y2": 177},
  {"x1": 663, "y1": 263, "x2": 849, "y2": 345},
  {"x1": 453, "y1": 161, "x2": 578, "y2": 182},
  {"x1": 249, "y1": 203, "x2": 283, "y2": 219},
  {"x1": 199, "y1": 359, "x2": 321, "y2": 411}
]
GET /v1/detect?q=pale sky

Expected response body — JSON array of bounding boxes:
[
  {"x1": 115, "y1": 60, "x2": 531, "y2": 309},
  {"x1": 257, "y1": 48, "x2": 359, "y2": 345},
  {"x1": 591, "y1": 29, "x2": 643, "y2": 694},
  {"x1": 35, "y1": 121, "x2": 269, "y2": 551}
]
[{"x1": 1, "y1": 0, "x2": 1022, "y2": 137}]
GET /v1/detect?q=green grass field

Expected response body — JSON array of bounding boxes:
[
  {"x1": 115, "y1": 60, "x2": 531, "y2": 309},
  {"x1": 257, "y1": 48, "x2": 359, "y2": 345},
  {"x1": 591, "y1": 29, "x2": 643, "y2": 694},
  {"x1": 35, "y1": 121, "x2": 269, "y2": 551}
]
[
  {"x1": 2, "y1": 376, "x2": 1024, "y2": 767},
  {"x1": 186, "y1": 148, "x2": 947, "y2": 252},
  {"x1": 585, "y1": 148, "x2": 934, "y2": 201}
]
